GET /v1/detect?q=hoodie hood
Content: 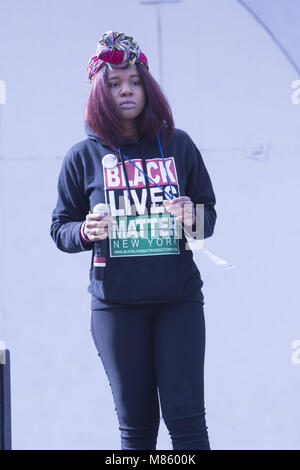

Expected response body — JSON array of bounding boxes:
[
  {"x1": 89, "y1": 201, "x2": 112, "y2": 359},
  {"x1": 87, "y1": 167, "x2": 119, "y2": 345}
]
[
  {"x1": 84, "y1": 121, "x2": 141, "y2": 146},
  {"x1": 84, "y1": 121, "x2": 109, "y2": 146}
]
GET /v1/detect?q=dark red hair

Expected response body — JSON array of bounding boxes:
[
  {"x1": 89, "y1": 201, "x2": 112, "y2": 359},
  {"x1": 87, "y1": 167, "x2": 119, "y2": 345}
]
[{"x1": 85, "y1": 62, "x2": 174, "y2": 149}]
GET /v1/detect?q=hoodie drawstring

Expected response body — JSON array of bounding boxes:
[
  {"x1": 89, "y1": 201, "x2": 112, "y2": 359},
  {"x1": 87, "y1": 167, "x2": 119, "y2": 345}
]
[
  {"x1": 114, "y1": 135, "x2": 174, "y2": 207},
  {"x1": 119, "y1": 147, "x2": 135, "y2": 207},
  {"x1": 156, "y1": 135, "x2": 174, "y2": 200}
]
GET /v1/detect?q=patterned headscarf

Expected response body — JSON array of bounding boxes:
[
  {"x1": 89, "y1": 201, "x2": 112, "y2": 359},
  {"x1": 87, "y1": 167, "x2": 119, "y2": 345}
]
[{"x1": 87, "y1": 31, "x2": 149, "y2": 82}]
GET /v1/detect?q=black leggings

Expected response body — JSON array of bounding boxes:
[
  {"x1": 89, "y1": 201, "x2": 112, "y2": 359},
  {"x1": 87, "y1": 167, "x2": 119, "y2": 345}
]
[{"x1": 91, "y1": 299, "x2": 210, "y2": 450}]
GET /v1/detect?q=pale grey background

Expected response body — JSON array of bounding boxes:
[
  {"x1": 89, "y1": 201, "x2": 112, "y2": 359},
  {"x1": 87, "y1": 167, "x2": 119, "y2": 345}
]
[{"x1": 0, "y1": 0, "x2": 299, "y2": 450}]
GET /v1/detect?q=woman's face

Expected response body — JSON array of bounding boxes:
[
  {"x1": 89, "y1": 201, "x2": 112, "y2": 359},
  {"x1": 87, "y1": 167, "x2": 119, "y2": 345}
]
[{"x1": 107, "y1": 64, "x2": 146, "y2": 122}]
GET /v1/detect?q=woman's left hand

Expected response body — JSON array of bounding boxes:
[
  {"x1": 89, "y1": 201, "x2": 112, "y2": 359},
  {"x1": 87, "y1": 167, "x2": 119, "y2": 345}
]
[{"x1": 163, "y1": 196, "x2": 195, "y2": 227}]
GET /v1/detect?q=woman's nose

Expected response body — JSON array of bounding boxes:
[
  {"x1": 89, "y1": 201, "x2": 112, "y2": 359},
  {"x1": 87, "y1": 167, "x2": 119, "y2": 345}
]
[{"x1": 120, "y1": 82, "x2": 132, "y2": 95}]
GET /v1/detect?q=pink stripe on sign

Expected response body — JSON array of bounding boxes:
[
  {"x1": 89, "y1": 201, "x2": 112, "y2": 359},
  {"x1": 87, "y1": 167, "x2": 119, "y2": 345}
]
[
  {"x1": 103, "y1": 157, "x2": 177, "y2": 190},
  {"x1": 94, "y1": 257, "x2": 106, "y2": 262}
]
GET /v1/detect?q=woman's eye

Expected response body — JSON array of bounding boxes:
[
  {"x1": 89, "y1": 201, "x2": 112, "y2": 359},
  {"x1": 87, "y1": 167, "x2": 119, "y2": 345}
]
[
  {"x1": 132, "y1": 81, "x2": 141, "y2": 86},
  {"x1": 109, "y1": 82, "x2": 119, "y2": 88}
]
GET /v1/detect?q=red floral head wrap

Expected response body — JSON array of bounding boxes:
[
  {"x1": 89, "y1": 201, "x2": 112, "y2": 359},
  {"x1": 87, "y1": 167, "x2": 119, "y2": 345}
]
[{"x1": 87, "y1": 31, "x2": 149, "y2": 81}]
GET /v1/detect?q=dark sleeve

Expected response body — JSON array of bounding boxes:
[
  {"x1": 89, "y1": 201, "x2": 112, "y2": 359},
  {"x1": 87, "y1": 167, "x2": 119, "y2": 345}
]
[
  {"x1": 184, "y1": 135, "x2": 217, "y2": 239},
  {"x1": 50, "y1": 149, "x2": 93, "y2": 253}
]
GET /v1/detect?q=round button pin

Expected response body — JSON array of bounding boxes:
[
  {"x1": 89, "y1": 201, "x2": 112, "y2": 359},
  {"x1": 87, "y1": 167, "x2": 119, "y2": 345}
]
[{"x1": 102, "y1": 153, "x2": 118, "y2": 169}]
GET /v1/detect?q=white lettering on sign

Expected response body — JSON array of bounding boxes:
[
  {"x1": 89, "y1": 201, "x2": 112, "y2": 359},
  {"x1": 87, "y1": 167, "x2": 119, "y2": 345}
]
[{"x1": 104, "y1": 157, "x2": 178, "y2": 190}]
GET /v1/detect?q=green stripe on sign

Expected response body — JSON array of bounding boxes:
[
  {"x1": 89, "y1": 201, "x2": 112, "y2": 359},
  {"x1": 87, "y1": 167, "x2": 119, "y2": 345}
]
[{"x1": 109, "y1": 214, "x2": 180, "y2": 257}]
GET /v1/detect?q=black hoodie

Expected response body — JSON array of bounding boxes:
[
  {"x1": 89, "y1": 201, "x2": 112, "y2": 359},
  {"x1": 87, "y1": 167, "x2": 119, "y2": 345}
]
[{"x1": 50, "y1": 122, "x2": 217, "y2": 307}]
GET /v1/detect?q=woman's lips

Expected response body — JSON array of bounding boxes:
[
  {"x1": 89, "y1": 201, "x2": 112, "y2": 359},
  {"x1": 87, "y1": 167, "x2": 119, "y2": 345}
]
[{"x1": 120, "y1": 102, "x2": 135, "y2": 109}]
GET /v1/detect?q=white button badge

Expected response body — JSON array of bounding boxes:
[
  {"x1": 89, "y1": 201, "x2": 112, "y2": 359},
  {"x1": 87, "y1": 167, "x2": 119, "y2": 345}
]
[{"x1": 102, "y1": 153, "x2": 118, "y2": 169}]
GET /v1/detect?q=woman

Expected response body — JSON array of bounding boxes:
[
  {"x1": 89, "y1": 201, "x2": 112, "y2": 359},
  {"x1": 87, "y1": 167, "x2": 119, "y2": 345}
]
[{"x1": 50, "y1": 31, "x2": 217, "y2": 450}]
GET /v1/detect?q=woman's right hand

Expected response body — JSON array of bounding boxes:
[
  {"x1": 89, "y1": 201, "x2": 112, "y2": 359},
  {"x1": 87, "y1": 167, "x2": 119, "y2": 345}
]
[{"x1": 83, "y1": 213, "x2": 117, "y2": 241}]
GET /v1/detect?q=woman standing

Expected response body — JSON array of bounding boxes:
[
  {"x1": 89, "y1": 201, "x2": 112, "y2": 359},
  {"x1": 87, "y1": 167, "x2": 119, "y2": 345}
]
[{"x1": 50, "y1": 31, "x2": 217, "y2": 450}]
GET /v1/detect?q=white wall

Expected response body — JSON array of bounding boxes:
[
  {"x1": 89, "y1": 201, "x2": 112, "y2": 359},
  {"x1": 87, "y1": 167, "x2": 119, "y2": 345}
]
[{"x1": 0, "y1": 0, "x2": 299, "y2": 450}]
